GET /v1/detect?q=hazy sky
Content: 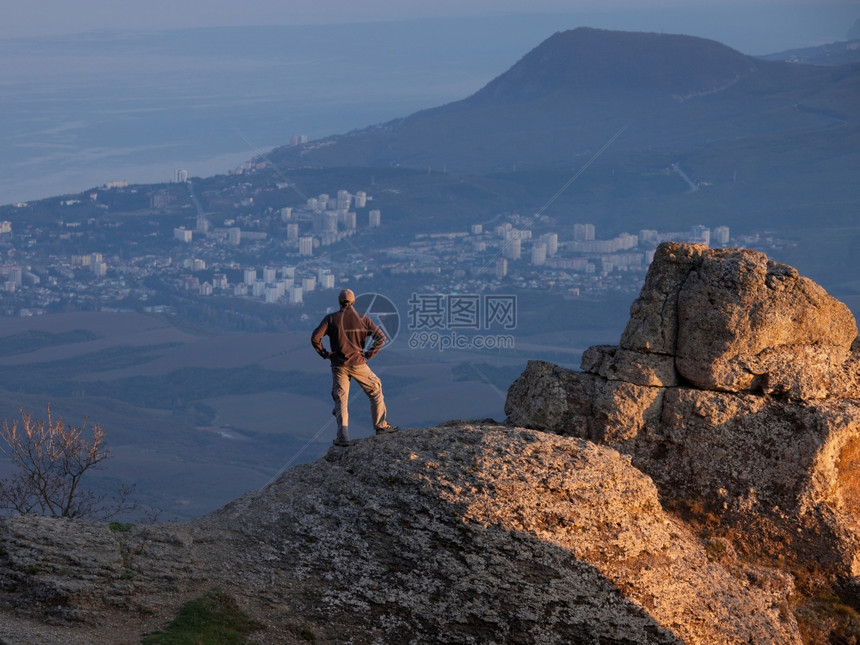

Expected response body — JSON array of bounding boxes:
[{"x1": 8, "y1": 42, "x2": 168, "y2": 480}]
[
  {"x1": 5, "y1": 0, "x2": 860, "y2": 53},
  {"x1": 2, "y1": 0, "x2": 858, "y2": 204}
]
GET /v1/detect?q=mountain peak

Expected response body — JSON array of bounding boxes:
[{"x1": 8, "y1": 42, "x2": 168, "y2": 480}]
[
  {"x1": 269, "y1": 27, "x2": 852, "y2": 174},
  {"x1": 469, "y1": 27, "x2": 757, "y2": 104}
]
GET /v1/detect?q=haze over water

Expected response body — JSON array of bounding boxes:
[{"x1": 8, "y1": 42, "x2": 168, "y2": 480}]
[{"x1": 1, "y1": 5, "x2": 856, "y2": 206}]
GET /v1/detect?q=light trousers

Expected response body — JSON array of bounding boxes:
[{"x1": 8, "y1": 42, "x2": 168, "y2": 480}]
[{"x1": 331, "y1": 363, "x2": 387, "y2": 432}]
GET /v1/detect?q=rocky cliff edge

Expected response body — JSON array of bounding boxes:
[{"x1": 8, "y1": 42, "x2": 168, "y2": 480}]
[
  {"x1": 507, "y1": 242, "x2": 860, "y2": 582},
  {"x1": 1, "y1": 424, "x2": 799, "y2": 644}
]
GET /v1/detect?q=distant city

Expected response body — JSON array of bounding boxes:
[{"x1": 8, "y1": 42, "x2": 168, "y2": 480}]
[{"x1": 0, "y1": 167, "x2": 795, "y2": 319}]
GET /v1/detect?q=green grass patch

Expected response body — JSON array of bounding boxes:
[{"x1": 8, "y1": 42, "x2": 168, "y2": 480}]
[
  {"x1": 141, "y1": 589, "x2": 261, "y2": 644},
  {"x1": 109, "y1": 522, "x2": 133, "y2": 533}
]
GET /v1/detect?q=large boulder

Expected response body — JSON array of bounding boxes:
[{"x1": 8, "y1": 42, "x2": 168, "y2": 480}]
[
  {"x1": 620, "y1": 243, "x2": 857, "y2": 394},
  {"x1": 506, "y1": 243, "x2": 860, "y2": 577}
]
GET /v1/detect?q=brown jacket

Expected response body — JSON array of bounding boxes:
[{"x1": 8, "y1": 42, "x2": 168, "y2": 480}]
[{"x1": 311, "y1": 305, "x2": 385, "y2": 366}]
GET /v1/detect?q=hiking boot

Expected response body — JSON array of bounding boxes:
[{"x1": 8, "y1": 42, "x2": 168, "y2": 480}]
[
  {"x1": 333, "y1": 426, "x2": 350, "y2": 447},
  {"x1": 375, "y1": 424, "x2": 399, "y2": 435}
]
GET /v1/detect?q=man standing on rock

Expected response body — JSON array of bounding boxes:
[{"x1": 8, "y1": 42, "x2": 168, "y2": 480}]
[{"x1": 311, "y1": 289, "x2": 398, "y2": 446}]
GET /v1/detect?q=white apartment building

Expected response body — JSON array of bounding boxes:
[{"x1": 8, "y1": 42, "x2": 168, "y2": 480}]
[
  {"x1": 503, "y1": 238, "x2": 521, "y2": 261},
  {"x1": 617, "y1": 233, "x2": 638, "y2": 249},
  {"x1": 337, "y1": 189, "x2": 350, "y2": 210},
  {"x1": 299, "y1": 236, "x2": 314, "y2": 256},
  {"x1": 495, "y1": 257, "x2": 508, "y2": 279},
  {"x1": 339, "y1": 211, "x2": 356, "y2": 231},
  {"x1": 173, "y1": 227, "x2": 192, "y2": 243},
  {"x1": 690, "y1": 225, "x2": 710, "y2": 246},
  {"x1": 265, "y1": 285, "x2": 281, "y2": 303},
  {"x1": 541, "y1": 232, "x2": 558, "y2": 256},
  {"x1": 639, "y1": 229, "x2": 660, "y2": 245},
  {"x1": 531, "y1": 241, "x2": 548, "y2": 266},
  {"x1": 289, "y1": 285, "x2": 303, "y2": 304},
  {"x1": 573, "y1": 223, "x2": 596, "y2": 241},
  {"x1": 712, "y1": 226, "x2": 730, "y2": 246}
]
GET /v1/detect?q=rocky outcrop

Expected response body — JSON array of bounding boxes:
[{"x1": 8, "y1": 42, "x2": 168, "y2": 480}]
[
  {"x1": 506, "y1": 242, "x2": 860, "y2": 577},
  {"x1": 615, "y1": 242, "x2": 856, "y2": 395},
  {"x1": 3, "y1": 241, "x2": 855, "y2": 643},
  {"x1": 0, "y1": 424, "x2": 800, "y2": 644}
]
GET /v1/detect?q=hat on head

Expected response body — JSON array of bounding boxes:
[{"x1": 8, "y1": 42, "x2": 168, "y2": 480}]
[{"x1": 338, "y1": 289, "x2": 355, "y2": 306}]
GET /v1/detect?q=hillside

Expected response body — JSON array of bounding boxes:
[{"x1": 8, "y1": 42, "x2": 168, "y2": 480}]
[
  {"x1": 267, "y1": 27, "x2": 860, "y2": 175},
  {"x1": 255, "y1": 27, "x2": 860, "y2": 271}
]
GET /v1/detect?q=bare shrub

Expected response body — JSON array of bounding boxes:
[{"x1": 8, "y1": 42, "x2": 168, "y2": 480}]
[{"x1": 0, "y1": 405, "x2": 135, "y2": 519}]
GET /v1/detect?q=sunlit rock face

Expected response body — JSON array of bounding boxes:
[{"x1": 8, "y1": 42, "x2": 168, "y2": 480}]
[
  {"x1": 619, "y1": 242, "x2": 857, "y2": 395},
  {"x1": 0, "y1": 424, "x2": 801, "y2": 644},
  {"x1": 506, "y1": 242, "x2": 860, "y2": 577}
]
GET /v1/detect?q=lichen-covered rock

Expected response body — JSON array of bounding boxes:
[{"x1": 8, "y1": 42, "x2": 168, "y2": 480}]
[
  {"x1": 503, "y1": 359, "x2": 593, "y2": 434},
  {"x1": 675, "y1": 250, "x2": 856, "y2": 392},
  {"x1": 620, "y1": 242, "x2": 704, "y2": 355},
  {"x1": 582, "y1": 345, "x2": 678, "y2": 387},
  {"x1": 505, "y1": 242, "x2": 860, "y2": 580},
  {"x1": 0, "y1": 425, "x2": 802, "y2": 644},
  {"x1": 618, "y1": 242, "x2": 857, "y2": 395}
]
